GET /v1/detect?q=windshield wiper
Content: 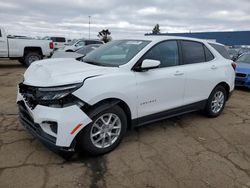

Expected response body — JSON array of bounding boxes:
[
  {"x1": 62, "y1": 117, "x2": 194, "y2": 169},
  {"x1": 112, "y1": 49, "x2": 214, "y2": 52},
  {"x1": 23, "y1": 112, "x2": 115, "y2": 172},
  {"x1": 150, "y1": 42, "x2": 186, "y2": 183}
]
[
  {"x1": 82, "y1": 60, "x2": 117, "y2": 67},
  {"x1": 83, "y1": 60, "x2": 104, "y2": 66}
]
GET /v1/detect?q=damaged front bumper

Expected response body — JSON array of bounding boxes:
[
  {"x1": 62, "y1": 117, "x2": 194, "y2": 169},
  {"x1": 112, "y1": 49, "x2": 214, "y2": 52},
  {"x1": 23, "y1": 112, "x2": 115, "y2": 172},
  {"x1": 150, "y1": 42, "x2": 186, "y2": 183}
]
[{"x1": 17, "y1": 90, "x2": 92, "y2": 154}]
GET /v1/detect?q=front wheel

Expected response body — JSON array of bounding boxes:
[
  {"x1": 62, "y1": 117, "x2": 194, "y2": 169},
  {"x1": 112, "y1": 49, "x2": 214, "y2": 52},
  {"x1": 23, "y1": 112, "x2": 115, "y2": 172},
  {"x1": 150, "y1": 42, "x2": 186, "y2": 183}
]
[
  {"x1": 77, "y1": 105, "x2": 127, "y2": 155},
  {"x1": 204, "y1": 86, "x2": 227, "y2": 117}
]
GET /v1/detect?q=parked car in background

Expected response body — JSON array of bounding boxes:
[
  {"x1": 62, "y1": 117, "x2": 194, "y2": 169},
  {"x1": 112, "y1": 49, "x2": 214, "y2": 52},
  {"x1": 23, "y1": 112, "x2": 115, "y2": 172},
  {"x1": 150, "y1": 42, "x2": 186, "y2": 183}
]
[
  {"x1": 228, "y1": 48, "x2": 239, "y2": 61},
  {"x1": 238, "y1": 48, "x2": 250, "y2": 56},
  {"x1": 17, "y1": 37, "x2": 235, "y2": 156},
  {"x1": 43, "y1": 36, "x2": 66, "y2": 50},
  {"x1": 63, "y1": 39, "x2": 103, "y2": 52},
  {"x1": 52, "y1": 44, "x2": 102, "y2": 59},
  {"x1": 0, "y1": 27, "x2": 54, "y2": 66},
  {"x1": 235, "y1": 53, "x2": 250, "y2": 88}
]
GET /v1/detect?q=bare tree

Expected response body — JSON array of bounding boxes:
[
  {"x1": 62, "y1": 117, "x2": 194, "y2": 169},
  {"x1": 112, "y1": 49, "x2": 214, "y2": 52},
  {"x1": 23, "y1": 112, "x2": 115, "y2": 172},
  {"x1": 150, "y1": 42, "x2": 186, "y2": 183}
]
[
  {"x1": 152, "y1": 24, "x2": 160, "y2": 34},
  {"x1": 98, "y1": 29, "x2": 112, "y2": 43}
]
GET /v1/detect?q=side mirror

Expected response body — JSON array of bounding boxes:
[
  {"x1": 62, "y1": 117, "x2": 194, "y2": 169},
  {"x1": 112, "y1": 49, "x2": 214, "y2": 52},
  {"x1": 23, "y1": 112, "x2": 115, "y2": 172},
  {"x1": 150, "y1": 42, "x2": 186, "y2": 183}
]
[{"x1": 140, "y1": 59, "x2": 160, "y2": 70}]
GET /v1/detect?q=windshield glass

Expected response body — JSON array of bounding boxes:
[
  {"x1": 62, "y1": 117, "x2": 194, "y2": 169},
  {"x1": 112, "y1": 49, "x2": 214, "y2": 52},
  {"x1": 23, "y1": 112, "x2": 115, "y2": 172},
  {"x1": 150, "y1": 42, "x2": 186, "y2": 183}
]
[
  {"x1": 82, "y1": 40, "x2": 150, "y2": 67},
  {"x1": 237, "y1": 54, "x2": 250, "y2": 64},
  {"x1": 65, "y1": 39, "x2": 78, "y2": 46}
]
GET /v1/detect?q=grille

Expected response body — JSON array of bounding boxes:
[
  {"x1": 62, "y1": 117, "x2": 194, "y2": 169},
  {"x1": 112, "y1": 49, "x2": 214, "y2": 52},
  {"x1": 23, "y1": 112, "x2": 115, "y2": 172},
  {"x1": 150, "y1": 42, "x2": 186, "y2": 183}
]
[{"x1": 236, "y1": 73, "x2": 247, "y2": 78}]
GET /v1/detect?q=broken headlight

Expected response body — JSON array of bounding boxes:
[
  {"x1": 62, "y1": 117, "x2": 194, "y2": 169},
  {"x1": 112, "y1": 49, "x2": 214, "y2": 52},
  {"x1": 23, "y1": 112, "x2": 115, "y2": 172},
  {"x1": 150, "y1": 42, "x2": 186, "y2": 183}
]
[{"x1": 37, "y1": 83, "x2": 83, "y2": 101}]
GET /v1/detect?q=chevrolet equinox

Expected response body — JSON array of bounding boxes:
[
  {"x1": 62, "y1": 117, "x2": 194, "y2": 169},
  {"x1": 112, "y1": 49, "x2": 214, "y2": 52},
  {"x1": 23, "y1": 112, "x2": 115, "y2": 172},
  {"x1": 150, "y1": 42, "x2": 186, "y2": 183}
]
[{"x1": 17, "y1": 36, "x2": 235, "y2": 155}]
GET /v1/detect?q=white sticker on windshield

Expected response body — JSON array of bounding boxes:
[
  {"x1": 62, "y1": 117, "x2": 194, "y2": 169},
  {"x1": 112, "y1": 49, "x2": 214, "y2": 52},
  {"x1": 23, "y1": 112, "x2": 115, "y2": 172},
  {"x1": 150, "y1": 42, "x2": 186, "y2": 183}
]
[{"x1": 126, "y1": 41, "x2": 142, "y2": 45}]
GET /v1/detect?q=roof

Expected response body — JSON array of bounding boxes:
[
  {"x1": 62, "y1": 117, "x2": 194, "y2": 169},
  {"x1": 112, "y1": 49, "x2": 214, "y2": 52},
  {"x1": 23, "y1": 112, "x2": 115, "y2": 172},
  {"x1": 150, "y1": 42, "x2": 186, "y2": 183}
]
[{"x1": 121, "y1": 35, "x2": 224, "y2": 45}]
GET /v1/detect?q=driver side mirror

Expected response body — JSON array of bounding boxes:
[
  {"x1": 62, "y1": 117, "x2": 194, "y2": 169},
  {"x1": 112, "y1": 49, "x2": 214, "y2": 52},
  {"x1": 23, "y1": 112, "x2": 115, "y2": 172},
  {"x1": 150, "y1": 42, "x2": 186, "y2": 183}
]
[{"x1": 135, "y1": 59, "x2": 160, "y2": 71}]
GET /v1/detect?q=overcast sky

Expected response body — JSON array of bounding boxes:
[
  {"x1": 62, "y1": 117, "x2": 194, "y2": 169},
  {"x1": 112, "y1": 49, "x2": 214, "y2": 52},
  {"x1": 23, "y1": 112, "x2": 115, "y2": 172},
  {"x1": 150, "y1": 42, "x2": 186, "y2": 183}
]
[{"x1": 0, "y1": 0, "x2": 250, "y2": 39}]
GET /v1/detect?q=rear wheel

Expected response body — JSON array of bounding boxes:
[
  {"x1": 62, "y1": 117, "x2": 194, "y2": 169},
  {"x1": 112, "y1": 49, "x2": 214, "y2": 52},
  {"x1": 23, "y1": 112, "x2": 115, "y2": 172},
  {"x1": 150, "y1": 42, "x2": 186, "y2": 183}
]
[
  {"x1": 204, "y1": 86, "x2": 227, "y2": 117},
  {"x1": 77, "y1": 105, "x2": 127, "y2": 155},
  {"x1": 24, "y1": 52, "x2": 42, "y2": 67}
]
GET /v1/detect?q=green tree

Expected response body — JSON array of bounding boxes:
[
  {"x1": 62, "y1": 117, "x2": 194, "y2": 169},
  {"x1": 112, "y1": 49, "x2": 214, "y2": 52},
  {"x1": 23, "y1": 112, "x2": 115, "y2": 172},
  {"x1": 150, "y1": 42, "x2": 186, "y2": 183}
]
[
  {"x1": 97, "y1": 29, "x2": 112, "y2": 43},
  {"x1": 152, "y1": 24, "x2": 160, "y2": 34}
]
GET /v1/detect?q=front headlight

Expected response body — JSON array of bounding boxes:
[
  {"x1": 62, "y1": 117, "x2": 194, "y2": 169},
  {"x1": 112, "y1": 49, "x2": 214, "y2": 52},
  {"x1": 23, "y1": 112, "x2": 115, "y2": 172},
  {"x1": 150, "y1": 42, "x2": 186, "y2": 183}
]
[{"x1": 37, "y1": 83, "x2": 82, "y2": 101}]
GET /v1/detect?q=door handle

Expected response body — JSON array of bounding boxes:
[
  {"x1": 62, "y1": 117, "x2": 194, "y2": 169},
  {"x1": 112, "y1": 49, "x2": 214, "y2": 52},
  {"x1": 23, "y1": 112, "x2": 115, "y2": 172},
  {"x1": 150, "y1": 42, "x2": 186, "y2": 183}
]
[
  {"x1": 174, "y1": 71, "x2": 184, "y2": 76},
  {"x1": 211, "y1": 65, "x2": 217, "y2": 70}
]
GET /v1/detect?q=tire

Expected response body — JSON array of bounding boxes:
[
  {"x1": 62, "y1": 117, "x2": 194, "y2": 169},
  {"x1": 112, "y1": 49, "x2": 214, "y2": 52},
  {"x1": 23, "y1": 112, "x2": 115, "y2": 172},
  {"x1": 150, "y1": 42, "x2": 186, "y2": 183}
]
[
  {"x1": 24, "y1": 52, "x2": 42, "y2": 67},
  {"x1": 204, "y1": 85, "x2": 227, "y2": 118},
  {"x1": 77, "y1": 105, "x2": 127, "y2": 155}
]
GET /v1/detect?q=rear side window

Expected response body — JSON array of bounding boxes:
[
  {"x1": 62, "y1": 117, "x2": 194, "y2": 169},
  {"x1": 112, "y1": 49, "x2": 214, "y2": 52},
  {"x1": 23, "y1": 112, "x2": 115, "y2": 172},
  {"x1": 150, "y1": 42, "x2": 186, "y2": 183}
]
[
  {"x1": 51, "y1": 37, "x2": 66, "y2": 43},
  {"x1": 209, "y1": 43, "x2": 231, "y2": 59},
  {"x1": 204, "y1": 46, "x2": 214, "y2": 61},
  {"x1": 181, "y1": 41, "x2": 205, "y2": 64},
  {"x1": 143, "y1": 40, "x2": 179, "y2": 68}
]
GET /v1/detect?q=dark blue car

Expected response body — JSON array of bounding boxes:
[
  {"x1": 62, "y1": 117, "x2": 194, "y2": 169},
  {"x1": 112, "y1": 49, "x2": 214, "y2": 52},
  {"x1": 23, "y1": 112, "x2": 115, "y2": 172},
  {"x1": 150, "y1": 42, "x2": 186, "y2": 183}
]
[{"x1": 235, "y1": 53, "x2": 250, "y2": 88}]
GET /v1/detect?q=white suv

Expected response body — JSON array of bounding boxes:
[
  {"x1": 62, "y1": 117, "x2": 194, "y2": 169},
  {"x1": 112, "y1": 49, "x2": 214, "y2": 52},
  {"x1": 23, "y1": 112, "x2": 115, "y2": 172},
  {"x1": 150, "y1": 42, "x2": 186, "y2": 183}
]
[{"x1": 17, "y1": 36, "x2": 235, "y2": 155}]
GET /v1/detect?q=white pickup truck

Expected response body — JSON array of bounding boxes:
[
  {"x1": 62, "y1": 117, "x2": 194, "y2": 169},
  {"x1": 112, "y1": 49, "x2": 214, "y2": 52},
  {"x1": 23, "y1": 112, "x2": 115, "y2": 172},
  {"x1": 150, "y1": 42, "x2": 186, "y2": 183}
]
[{"x1": 0, "y1": 27, "x2": 54, "y2": 66}]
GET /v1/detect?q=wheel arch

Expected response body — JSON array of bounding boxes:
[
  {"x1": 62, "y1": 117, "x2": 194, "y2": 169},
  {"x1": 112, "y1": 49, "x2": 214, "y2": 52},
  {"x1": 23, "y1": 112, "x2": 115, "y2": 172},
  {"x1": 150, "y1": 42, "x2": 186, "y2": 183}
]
[
  {"x1": 213, "y1": 82, "x2": 230, "y2": 100},
  {"x1": 85, "y1": 98, "x2": 132, "y2": 130},
  {"x1": 23, "y1": 47, "x2": 43, "y2": 57}
]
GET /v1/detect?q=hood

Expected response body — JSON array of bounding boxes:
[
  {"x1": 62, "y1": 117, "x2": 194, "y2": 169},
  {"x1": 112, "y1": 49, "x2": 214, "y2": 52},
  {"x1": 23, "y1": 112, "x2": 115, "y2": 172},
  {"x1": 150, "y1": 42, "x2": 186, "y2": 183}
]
[
  {"x1": 236, "y1": 63, "x2": 250, "y2": 74},
  {"x1": 24, "y1": 58, "x2": 115, "y2": 87},
  {"x1": 52, "y1": 51, "x2": 83, "y2": 59}
]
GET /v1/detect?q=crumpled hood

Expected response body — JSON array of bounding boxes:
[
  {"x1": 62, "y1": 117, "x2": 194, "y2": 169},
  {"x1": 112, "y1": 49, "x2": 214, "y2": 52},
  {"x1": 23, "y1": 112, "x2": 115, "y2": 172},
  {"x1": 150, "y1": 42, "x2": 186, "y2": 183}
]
[
  {"x1": 236, "y1": 63, "x2": 250, "y2": 74},
  {"x1": 24, "y1": 58, "x2": 115, "y2": 87}
]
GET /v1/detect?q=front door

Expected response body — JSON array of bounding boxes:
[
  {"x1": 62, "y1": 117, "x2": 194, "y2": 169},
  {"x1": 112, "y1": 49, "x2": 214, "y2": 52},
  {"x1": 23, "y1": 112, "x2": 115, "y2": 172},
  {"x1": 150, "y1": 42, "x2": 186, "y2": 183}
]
[{"x1": 135, "y1": 40, "x2": 186, "y2": 118}]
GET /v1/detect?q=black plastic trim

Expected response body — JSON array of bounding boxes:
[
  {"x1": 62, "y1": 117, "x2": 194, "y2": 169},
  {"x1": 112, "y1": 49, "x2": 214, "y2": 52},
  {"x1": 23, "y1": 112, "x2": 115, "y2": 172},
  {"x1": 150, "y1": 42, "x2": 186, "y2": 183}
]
[{"x1": 132, "y1": 100, "x2": 207, "y2": 127}]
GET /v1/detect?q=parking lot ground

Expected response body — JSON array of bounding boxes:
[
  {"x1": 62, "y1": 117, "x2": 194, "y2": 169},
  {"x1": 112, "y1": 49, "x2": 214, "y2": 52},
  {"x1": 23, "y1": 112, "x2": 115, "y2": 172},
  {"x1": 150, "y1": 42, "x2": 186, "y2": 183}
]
[{"x1": 0, "y1": 60, "x2": 250, "y2": 188}]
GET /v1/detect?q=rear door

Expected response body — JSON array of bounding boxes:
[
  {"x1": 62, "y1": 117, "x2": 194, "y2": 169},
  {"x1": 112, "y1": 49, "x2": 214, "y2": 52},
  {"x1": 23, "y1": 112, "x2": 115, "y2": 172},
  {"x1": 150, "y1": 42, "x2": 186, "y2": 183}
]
[
  {"x1": 135, "y1": 40, "x2": 186, "y2": 118},
  {"x1": 0, "y1": 29, "x2": 8, "y2": 57},
  {"x1": 180, "y1": 40, "x2": 220, "y2": 105}
]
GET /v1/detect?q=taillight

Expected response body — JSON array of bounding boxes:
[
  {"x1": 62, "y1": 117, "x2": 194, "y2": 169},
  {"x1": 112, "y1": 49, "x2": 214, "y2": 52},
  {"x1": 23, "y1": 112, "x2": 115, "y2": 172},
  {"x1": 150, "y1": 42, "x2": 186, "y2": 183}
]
[
  {"x1": 49, "y1": 42, "x2": 54, "y2": 49},
  {"x1": 231, "y1": 62, "x2": 236, "y2": 70}
]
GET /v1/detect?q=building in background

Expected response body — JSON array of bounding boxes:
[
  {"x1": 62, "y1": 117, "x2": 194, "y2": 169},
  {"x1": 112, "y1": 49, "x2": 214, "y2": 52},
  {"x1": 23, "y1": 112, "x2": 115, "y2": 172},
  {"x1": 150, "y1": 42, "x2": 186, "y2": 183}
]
[{"x1": 146, "y1": 31, "x2": 250, "y2": 47}]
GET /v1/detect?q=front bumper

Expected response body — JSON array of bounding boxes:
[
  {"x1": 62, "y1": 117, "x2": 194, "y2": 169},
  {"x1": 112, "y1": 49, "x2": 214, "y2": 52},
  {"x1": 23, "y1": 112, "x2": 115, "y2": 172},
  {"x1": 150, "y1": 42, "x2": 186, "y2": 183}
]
[
  {"x1": 235, "y1": 75, "x2": 250, "y2": 88},
  {"x1": 17, "y1": 91, "x2": 92, "y2": 152}
]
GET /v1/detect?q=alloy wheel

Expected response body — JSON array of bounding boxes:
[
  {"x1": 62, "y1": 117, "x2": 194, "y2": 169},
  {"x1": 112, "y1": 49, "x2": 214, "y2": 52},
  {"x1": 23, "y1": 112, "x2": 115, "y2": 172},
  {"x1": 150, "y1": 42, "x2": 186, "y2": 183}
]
[{"x1": 90, "y1": 113, "x2": 121, "y2": 148}]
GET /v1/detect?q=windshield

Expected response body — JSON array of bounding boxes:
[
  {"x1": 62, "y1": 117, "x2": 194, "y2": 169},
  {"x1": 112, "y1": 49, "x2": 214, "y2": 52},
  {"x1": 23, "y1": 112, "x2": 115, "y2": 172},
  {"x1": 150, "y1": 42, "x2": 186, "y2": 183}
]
[
  {"x1": 65, "y1": 39, "x2": 78, "y2": 46},
  {"x1": 82, "y1": 40, "x2": 150, "y2": 67},
  {"x1": 236, "y1": 54, "x2": 250, "y2": 64}
]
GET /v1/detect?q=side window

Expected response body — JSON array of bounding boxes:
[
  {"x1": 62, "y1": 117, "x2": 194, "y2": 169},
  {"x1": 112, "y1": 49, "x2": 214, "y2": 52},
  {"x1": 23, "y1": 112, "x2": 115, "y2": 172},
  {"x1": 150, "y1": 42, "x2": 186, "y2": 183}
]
[
  {"x1": 0, "y1": 29, "x2": 2, "y2": 37},
  {"x1": 143, "y1": 41, "x2": 179, "y2": 68},
  {"x1": 204, "y1": 46, "x2": 214, "y2": 61},
  {"x1": 85, "y1": 40, "x2": 91, "y2": 45},
  {"x1": 181, "y1": 41, "x2": 205, "y2": 64},
  {"x1": 209, "y1": 43, "x2": 231, "y2": 59}
]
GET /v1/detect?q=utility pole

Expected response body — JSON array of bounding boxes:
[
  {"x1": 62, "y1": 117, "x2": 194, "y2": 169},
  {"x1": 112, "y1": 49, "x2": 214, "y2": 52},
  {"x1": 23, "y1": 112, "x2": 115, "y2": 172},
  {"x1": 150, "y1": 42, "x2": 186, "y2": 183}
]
[{"x1": 88, "y1": 16, "x2": 91, "y2": 39}]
